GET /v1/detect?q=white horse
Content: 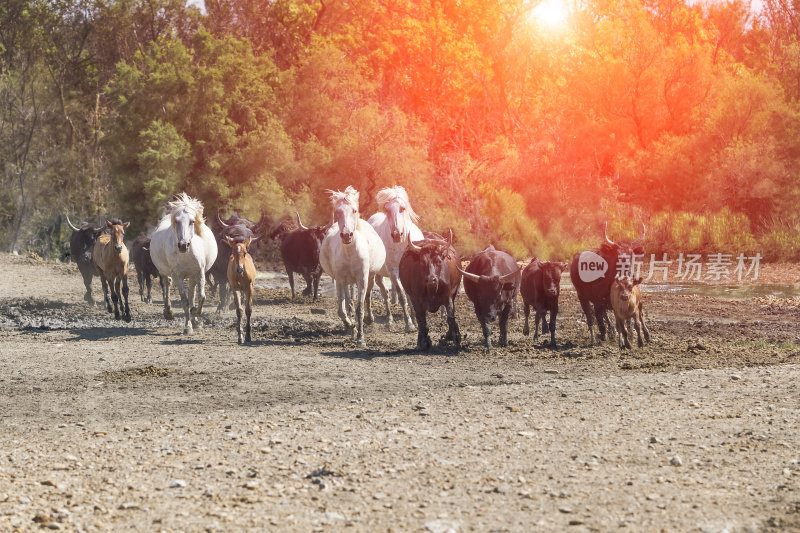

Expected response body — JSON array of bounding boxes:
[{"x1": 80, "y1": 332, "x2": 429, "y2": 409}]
[
  {"x1": 367, "y1": 186, "x2": 424, "y2": 332},
  {"x1": 150, "y1": 193, "x2": 218, "y2": 335},
  {"x1": 319, "y1": 186, "x2": 386, "y2": 347}
]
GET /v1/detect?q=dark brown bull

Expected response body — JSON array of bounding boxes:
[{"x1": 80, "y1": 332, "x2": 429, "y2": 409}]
[
  {"x1": 65, "y1": 214, "x2": 104, "y2": 304},
  {"x1": 276, "y1": 212, "x2": 329, "y2": 301},
  {"x1": 399, "y1": 231, "x2": 462, "y2": 351},
  {"x1": 521, "y1": 259, "x2": 568, "y2": 347},
  {"x1": 569, "y1": 222, "x2": 645, "y2": 343},
  {"x1": 92, "y1": 218, "x2": 131, "y2": 322},
  {"x1": 131, "y1": 235, "x2": 161, "y2": 303},
  {"x1": 458, "y1": 245, "x2": 521, "y2": 352}
]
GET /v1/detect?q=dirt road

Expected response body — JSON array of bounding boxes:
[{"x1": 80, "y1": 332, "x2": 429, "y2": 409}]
[{"x1": 1, "y1": 253, "x2": 799, "y2": 532}]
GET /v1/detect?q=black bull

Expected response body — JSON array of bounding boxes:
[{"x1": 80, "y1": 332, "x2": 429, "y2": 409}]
[
  {"x1": 277, "y1": 212, "x2": 329, "y2": 302},
  {"x1": 459, "y1": 245, "x2": 521, "y2": 351},
  {"x1": 399, "y1": 233, "x2": 462, "y2": 351},
  {"x1": 569, "y1": 222, "x2": 646, "y2": 343},
  {"x1": 65, "y1": 214, "x2": 104, "y2": 304}
]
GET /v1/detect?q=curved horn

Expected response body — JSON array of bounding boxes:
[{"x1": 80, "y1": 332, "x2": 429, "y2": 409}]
[
  {"x1": 216, "y1": 210, "x2": 230, "y2": 228},
  {"x1": 249, "y1": 235, "x2": 261, "y2": 244},
  {"x1": 252, "y1": 212, "x2": 268, "y2": 232},
  {"x1": 603, "y1": 221, "x2": 615, "y2": 246},
  {"x1": 447, "y1": 228, "x2": 453, "y2": 247},
  {"x1": 64, "y1": 214, "x2": 80, "y2": 232},
  {"x1": 633, "y1": 221, "x2": 646, "y2": 246},
  {"x1": 456, "y1": 265, "x2": 481, "y2": 283},
  {"x1": 499, "y1": 267, "x2": 521, "y2": 283},
  {"x1": 408, "y1": 240, "x2": 423, "y2": 252},
  {"x1": 295, "y1": 211, "x2": 308, "y2": 231}
]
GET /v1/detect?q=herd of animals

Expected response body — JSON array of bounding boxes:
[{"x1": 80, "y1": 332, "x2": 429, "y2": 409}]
[{"x1": 63, "y1": 186, "x2": 651, "y2": 352}]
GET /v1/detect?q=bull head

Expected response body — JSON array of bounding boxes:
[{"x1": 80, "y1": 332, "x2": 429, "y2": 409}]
[{"x1": 457, "y1": 266, "x2": 520, "y2": 285}]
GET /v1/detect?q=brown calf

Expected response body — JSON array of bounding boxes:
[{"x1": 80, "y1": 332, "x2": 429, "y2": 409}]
[
  {"x1": 92, "y1": 219, "x2": 131, "y2": 322},
  {"x1": 226, "y1": 236, "x2": 257, "y2": 344},
  {"x1": 610, "y1": 276, "x2": 650, "y2": 349}
]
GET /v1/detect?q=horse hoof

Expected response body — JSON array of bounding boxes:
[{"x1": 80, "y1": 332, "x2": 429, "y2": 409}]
[
  {"x1": 405, "y1": 324, "x2": 416, "y2": 333},
  {"x1": 364, "y1": 315, "x2": 374, "y2": 326},
  {"x1": 522, "y1": 326, "x2": 529, "y2": 336},
  {"x1": 356, "y1": 339, "x2": 366, "y2": 348},
  {"x1": 184, "y1": 327, "x2": 193, "y2": 335},
  {"x1": 164, "y1": 310, "x2": 174, "y2": 320},
  {"x1": 125, "y1": 315, "x2": 132, "y2": 323}
]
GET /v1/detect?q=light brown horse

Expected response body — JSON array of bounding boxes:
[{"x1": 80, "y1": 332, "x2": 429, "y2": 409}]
[
  {"x1": 226, "y1": 236, "x2": 257, "y2": 344},
  {"x1": 92, "y1": 218, "x2": 131, "y2": 322}
]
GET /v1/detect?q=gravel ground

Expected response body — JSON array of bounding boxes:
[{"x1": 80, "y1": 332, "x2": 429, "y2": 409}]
[{"x1": 1, "y1": 253, "x2": 799, "y2": 532}]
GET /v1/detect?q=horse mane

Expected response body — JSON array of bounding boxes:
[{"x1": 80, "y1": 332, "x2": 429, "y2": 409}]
[
  {"x1": 375, "y1": 185, "x2": 419, "y2": 223},
  {"x1": 326, "y1": 186, "x2": 360, "y2": 212},
  {"x1": 167, "y1": 192, "x2": 205, "y2": 237}
]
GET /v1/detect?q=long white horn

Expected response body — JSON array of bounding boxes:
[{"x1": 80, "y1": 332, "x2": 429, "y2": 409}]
[
  {"x1": 456, "y1": 265, "x2": 481, "y2": 283},
  {"x1": 499, "y1": 268, "x2": 521, "y2": 283},
  {"x1": 603, "y1": 221, "x2": 615, "y2": 246},
  {"x1": 295, "y1": 211, "x2": 308, "y2": 231},
  {"x1": 64, "y1": 214, "x2": 80, "y2": 232},
  {"x1": 408, "y1": 240, "x2": 423, "y2": 252},
  {"x1": 216, "y1": 211, "x2": 230, "y2": 228}
]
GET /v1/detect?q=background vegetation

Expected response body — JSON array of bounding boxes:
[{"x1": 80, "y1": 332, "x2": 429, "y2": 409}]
[{"x1": 1, "y1": 0, "x2": 798, "y2": 261}]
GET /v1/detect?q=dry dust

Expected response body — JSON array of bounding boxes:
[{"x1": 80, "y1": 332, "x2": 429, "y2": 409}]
[{"x1": 1, "y1": 253, "x2": 799, "y2": 532}]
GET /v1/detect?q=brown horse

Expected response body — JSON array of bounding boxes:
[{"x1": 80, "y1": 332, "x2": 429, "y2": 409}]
[
  {"x1": 92, "y1": 218, "x2": 131, "y2": 322},
  {"x1": 226, "y1": 235, "x2": 257, "y2": 344}
]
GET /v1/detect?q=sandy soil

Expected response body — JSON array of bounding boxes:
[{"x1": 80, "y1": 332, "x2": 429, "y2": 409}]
[{"x1": 1, "y1": 252, "x2": 800, "y2": 532}]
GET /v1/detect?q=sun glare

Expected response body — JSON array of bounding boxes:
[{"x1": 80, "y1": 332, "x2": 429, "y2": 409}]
[{"x1": 530, "y1": 0, "x2": 569, "y2": 30}]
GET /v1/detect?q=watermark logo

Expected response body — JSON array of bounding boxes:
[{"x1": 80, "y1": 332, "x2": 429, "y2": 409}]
[{"x1": 578, "y1": 250, "x2": 608, "y2": 282}]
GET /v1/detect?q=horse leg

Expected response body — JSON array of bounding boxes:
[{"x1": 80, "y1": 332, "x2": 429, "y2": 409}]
[
  {"x1": 594, "y1": 304, "x2": 607, "y2": 342},
  {"x1": 639, "y1": 304, "x2": 651, "y2": 343},
  {"x1": 110, "y1": 275, "x2": 121, "y2": 320},
  {"x1": 233, "y1": 287, "x2": 244, "y2": 344},
  {"x1": 336, "y1": 280, "x2": 354, "y2": 330},
  {"x1": 391, "y1": 273, "x2": 416, "y2": 333},
  {"x1": 344, "y1": 283, "x2": 355, "y2": 321},
  {"x1": 161, "y1": 275, "x2": 174, "y2": 320},
  {"x1": 364, "y1": 275, "x2": 376, "y2": 326},
  {"x1": 355, "y1": 276, "x2": 368, "y2": 348},
  {"x1": 145, "y1": 274, "x2": 153, "y2": 304},
  {"x1": 137, "y1": 271, "x2": 145, "y2": 302},
  {"x1": 192, "y1": 271, "x2": 207, "y2": 329},
  {"x1": 122, "y1": 274, "x2": 131, "y2": 322},
  {"x1": 245, "y1": 283, "x2": 253, "y2": 343},
  {"x1": 175, "y1": 277, "x2": 192, "y2": 334},
  {"x1": 373, "y1": 275, "x2": 392, "y2": 329},
  {"x1": 99, "y1": 272, "x2": 112, "y2": 314}
]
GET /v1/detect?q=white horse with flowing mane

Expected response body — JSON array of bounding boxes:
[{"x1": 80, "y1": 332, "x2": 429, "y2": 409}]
[
  {"x1": 367, "y1": 185, "x2": 424, "y2": 332},
  {"x1": 319, "y1": 186, "x2": 386, "y2": 347},
  {"x1": 150, "y1": 193, "x2": 218, "y2": 334}
]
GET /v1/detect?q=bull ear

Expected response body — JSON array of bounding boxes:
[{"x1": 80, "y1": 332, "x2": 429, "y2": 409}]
[
  {"x1": 633, "y1": 277, "x2": 643, "y2": 286},
  {"x1": 245, "y1": 236, "x2": 252, "y2": 248},
  {"x1": 225, "y1": 236, "x2": 234, "y2": 248},
  {"x1": 559, "y1": 262, "x2": 569, "y2": 273},
  {"x1": 502, "y1": 282, "x2": 516, "y2": 292},
  {"x1": 123, "y1": 221, "x2": 130, "y2": 229}
]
